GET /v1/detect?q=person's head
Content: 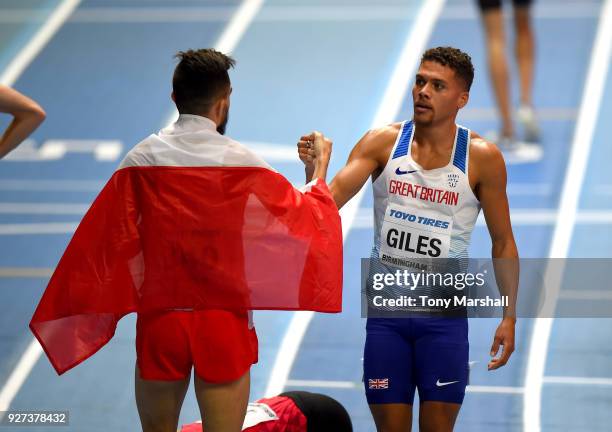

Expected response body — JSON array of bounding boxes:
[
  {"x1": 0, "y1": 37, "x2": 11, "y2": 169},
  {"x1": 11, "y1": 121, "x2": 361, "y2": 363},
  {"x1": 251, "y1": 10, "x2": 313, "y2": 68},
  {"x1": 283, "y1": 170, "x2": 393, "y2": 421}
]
[
  {"x1": 280, "y1": 391, "x2": 352, "y2": 432},
  {"x1": 412, "y1": 46, "x2": 473, "y2": 127},
  {"x1": 171, "y1": 49, "x2": 235, "y2": 134}
]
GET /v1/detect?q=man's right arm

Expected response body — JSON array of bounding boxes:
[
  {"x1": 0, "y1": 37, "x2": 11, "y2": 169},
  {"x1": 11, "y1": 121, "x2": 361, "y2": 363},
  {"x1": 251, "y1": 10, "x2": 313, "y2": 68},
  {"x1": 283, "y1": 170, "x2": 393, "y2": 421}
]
[
  {"x1": 299, "y1": 126, "x2": 397, "y2": 209},
  {"x1": 0, "y1": 85, "x2": 46, "y2": 159}
]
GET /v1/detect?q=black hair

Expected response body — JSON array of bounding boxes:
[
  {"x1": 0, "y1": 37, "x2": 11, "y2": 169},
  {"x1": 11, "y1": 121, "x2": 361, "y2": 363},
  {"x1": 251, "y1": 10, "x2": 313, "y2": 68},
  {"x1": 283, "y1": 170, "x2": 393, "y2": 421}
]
[
  {"x1": 172, "y1": 49, "x2": 235, "y2": 114},
  {"x1": 421, "y1": 46, "x2": 474, "y2": 91}
]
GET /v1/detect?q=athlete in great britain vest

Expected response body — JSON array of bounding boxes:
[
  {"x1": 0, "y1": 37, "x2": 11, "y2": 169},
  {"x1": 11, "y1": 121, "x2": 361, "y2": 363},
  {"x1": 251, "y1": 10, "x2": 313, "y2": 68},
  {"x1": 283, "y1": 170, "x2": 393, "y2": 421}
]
[
  {"x1": 373, "y1": 120, "x2": 480, "y2": 266},
  {"x1": 298, "y1": 47, "x2": 519, "y2": 432}
]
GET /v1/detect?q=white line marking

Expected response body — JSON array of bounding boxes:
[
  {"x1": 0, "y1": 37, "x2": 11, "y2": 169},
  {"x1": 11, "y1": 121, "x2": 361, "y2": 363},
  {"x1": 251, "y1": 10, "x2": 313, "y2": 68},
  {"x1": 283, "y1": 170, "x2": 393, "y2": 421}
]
[
  {"x1": 0, "y1": 340, "x2": 43, "y2": 416},
  {"x1": 459, "y1": 107, "x2": 577, "y2": 122},
  {"x1": 441, "y1": 2, "x2": 600, "y2": 20},
  {"x1": 524, "y1": 2, "x2": 612, "y2": 431},
  {"x1": 286, "y1": 376, "x2": 612, "y2": 391},
  {"x1": 0, "y1": 203, "x2": 89, "y2": 215},
  {"x1": 264, "y1": 0, "x2": 446, "y2": 398},
  {"x1": 466, "y1": 385, "x2": 524, "y2": 394},
  {"x1": 3, "y1": 139, "x2": 123, "y2": 162},
  {"x1": 0, "y1": 222, "x2": 78, "y2": 235},
  {"x1": 0, "y1": 268, "x2": 54, "y2": 278},
  {"x1": 507, "y1": 183, "x2": 552, "y2": 196},
  {"x1": 543, "y1": 376, "x2": 612, "y2": 386},
  {"x1": 165, "y1": 0, "x2": 264, "y2": 126},
  {"x1": 0, "y1": 180, "x2": 103, "y2": 191},
  {"x1": 558, "y1": 290, "x2": 612, "y2": 301},
  {"x1": 285, "y1": 379, "x2": 525, "y2": 394},
  {"x1": 286, "y1": 379, "x2": 359, "y2": 389},
  {"x1": 0, "y1": 0, "x2": 81, "y2": 86}
]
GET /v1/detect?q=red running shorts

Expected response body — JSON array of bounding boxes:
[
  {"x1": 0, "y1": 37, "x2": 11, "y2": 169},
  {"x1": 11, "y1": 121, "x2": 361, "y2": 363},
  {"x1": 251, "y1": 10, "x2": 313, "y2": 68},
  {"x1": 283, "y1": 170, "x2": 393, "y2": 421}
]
[{"x1": 136, "y1": 309, "x2": 258, "y2": 382}]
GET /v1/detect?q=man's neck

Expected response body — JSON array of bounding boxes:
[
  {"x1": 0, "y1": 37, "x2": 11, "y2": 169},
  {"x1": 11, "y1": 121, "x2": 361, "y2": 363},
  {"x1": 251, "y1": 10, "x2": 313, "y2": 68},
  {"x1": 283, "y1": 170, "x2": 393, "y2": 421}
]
[{"x1": 413, "y1": 119, "x2": 456, "y2": 149}]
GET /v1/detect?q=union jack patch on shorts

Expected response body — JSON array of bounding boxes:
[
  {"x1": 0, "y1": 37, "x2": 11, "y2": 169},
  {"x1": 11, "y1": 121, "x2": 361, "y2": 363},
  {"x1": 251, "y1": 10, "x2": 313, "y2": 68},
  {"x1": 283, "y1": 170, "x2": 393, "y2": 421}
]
[{"x1": 368, "y1": 378, "x2": 389, "y2": 389}]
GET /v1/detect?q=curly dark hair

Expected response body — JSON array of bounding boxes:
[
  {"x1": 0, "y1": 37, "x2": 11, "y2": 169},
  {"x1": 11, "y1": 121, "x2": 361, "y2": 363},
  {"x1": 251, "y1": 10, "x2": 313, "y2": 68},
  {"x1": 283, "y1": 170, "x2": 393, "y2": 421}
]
[
  {"x1": 421, "y1": 47, "x2": 474, "y2": 91},
  {"x1": 172, "y1": 48, "x2": 235, "y2": 114}
]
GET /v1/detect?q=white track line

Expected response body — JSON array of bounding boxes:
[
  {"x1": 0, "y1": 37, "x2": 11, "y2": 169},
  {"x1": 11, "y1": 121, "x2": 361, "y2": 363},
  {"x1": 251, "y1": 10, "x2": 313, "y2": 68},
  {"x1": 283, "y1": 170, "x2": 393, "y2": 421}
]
[
  {"x1": 0, "y1": 268, "x2": 54, "y2": 278},
  {"x1": 543, "y1": 376, "x2": 612, "y2": 386},
  {"x1": 0, "y1": 0, "x2": 81, "y2": 86},
  {"x1": 287, "y1": 376, "x2": 612, "y2": 391},
  {"x1": 0, "y1": 222, "x2": 78, "y2": 235},
  {"x1": 264, "y1": 0, "x2": 446, "y2": 398},
  {"x1": 559, "y1": 290, "x2": 612, "y2": 301},
  {"x1": 441, "y1": 2, "x2": 600, "y2": 20},
  {"x1": 0, "y1": 203, "x2": 89, "y2": 214},
  {"x1": 523, "y1": 1, "x2": 612, "y2": 431},
  {"x1": 0, "y1": 0, "x2": 260, "y2": 415},
  {"x1": 0, "y1": 180, "x2": 104, "y2": 191},
  {"x1": 286, "y1": 379, "x2": 525, "y2": 394},
  {"x1": 165, "y1": 0, "x2": 264, "y2": 126},
  {"x1": 0, "y1": 340, "x2": 43, "y2": 413}
]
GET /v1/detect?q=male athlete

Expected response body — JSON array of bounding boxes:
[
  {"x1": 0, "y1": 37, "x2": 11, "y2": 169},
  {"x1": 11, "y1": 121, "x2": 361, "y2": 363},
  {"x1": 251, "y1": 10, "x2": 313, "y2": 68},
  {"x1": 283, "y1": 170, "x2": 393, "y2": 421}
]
[{"x1": 299, "y1": 47, "x2": 518, "y2": 431}]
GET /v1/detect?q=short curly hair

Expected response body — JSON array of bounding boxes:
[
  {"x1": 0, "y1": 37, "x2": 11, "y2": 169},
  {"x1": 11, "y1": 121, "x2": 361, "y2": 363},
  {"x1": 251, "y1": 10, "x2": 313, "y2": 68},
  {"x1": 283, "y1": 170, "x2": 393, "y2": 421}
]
[{"x1": 421, "y1": 47, "x2": 474, "y2": 91}]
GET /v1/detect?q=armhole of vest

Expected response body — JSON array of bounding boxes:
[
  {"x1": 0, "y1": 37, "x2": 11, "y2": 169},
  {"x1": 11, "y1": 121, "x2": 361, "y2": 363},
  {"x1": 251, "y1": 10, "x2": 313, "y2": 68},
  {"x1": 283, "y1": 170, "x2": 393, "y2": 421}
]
[{"x1": 452, "y1": 126, "x2": 469, "y2": 174}]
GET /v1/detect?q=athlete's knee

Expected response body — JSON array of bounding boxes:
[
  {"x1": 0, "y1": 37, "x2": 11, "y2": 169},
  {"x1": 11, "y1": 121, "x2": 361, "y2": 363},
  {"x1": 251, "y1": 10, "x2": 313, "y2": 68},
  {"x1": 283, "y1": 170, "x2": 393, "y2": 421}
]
[{"x1": 139, "y1": 417, "x2": 179, "y2": 432}]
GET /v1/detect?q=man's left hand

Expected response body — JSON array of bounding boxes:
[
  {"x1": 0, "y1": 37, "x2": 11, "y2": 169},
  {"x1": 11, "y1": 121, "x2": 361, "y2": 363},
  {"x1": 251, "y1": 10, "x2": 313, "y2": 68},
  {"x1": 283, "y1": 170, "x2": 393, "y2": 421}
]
[{"x1": 488, "y1": 317, "x2": 515, "y2": 370}]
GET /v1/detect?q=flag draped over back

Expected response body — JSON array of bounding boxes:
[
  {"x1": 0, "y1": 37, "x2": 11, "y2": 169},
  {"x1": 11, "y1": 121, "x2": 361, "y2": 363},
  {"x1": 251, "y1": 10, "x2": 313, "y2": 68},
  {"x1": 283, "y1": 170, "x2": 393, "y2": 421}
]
[{"x1": 30, "y1": 117, "x2": 343, "y2": 375}]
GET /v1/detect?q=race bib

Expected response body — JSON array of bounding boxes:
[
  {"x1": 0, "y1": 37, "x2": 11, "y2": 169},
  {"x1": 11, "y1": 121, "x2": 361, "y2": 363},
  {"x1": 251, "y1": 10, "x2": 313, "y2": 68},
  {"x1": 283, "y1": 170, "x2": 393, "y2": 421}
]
[
  {"x1": 379, "y1": 204, "x2": 453, "y2": 264},
  {"x1": 242, "y1": 403, "x2": 279, "y2": 429}
]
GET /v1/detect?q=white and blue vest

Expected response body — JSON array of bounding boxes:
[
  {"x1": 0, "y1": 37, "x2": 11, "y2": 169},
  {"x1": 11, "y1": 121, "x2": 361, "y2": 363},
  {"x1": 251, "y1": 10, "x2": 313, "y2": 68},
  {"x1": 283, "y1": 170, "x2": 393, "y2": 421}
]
[{"x1": 372, "y1": 120, "x2": 481, "y2": 264}]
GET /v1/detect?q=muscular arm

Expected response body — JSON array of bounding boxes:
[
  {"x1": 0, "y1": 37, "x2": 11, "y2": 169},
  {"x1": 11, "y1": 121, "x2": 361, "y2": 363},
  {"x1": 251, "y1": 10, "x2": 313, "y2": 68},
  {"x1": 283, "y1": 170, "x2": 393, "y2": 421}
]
[
  {"x1": 299, "y1": 126, "x2": 398, "y2": 209},
  {"x1": 0, "y1": 85, "x2": 46, "y2": 159},
  {"x1": 471, "y1": 136, "x2": 519, "y2": 370}
]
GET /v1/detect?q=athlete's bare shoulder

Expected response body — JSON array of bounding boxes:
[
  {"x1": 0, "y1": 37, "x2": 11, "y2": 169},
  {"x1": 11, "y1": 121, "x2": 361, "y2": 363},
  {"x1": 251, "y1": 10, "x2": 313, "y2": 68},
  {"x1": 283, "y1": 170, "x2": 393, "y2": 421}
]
[
  {"x1": 469, "y1": 131, "x2": 506, "y2": 183},
  {"x1": 353, "y1": 122, "x2": 403, "y2": 167}
]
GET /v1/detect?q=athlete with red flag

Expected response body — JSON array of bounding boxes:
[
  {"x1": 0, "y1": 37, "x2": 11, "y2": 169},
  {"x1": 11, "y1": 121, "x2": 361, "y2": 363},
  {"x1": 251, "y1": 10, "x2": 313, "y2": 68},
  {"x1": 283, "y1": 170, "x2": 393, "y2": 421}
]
[{"x1": 30, "y1": 49, "x2": 343, "y2": 432}]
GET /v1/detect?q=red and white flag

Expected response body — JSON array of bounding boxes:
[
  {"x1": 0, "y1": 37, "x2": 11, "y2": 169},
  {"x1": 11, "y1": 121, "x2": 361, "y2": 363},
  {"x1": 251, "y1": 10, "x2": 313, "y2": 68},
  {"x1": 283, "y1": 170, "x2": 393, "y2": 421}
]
[{"x1": 30, "y1": 115, "x2": 343, "y2": 375}]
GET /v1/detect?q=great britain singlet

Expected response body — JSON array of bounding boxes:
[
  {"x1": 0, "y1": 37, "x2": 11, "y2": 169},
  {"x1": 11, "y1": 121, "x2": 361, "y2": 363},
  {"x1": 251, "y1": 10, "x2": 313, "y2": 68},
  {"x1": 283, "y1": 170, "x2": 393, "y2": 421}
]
[{"x1": 369, "y1": 120, "x2": 481, "y2": 311}]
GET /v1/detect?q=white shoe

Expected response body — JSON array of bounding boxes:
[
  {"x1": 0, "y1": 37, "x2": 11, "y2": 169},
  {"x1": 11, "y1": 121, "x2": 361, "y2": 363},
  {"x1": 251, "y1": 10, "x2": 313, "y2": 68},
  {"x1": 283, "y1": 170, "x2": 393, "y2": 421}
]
[
  {"x1": 517, "y1": 105, "x2": 540, "y2": 143},
  {"x1": 502, "y1": 141, "x2": 543, "y2": 164}
]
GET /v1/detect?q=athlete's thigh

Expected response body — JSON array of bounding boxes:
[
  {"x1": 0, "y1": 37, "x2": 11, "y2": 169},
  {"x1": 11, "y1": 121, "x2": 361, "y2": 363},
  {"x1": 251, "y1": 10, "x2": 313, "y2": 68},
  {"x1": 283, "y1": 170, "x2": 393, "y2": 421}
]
[
  {"x1": 364, "y1": 318, "x2": 416, "y2": 405},
  {"x1": 194, "y1": 370, "x2": 250, "y2": 432},
  {"x1": 134, "y1": 365, "x2": 190, "y2": 432},
  {"x1": 413, "y1": 318, "x2": 469, "y2": 405}
]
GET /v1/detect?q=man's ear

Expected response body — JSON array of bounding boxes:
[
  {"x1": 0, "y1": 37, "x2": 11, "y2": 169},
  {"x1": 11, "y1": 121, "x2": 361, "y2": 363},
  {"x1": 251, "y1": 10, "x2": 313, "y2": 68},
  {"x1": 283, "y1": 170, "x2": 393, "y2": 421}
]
[
  {"x1": 171, "y1": 92, "x2": 176, "y2": 103},
  {"x1": 458, "y1": 91, "x2": 469, "y2": 110}
]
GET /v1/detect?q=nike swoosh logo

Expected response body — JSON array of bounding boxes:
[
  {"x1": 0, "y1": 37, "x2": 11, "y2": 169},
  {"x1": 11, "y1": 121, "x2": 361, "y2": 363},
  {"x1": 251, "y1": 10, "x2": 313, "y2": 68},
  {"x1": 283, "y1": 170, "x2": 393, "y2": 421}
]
[
  {"x1": 436, "y1": 379, "x2": 459, "y2": 387},
  {"x1": 395, "y1": 168, "x2": 418, "y2": 175}
]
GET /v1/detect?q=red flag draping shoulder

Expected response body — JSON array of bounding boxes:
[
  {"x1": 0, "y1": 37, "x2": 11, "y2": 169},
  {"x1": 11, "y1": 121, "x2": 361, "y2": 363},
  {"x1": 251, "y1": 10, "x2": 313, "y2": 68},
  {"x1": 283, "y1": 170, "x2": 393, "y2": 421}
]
[{"x1": 30, "y1": 116, "x2": 343, "y2": 375}]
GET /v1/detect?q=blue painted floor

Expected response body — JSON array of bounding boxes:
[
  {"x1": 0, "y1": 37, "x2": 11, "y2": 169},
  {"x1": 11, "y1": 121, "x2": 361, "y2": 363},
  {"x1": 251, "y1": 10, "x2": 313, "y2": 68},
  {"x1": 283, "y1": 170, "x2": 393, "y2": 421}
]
[{"x1": 0, "y1": 0, "x2": 610, "y2": 431}]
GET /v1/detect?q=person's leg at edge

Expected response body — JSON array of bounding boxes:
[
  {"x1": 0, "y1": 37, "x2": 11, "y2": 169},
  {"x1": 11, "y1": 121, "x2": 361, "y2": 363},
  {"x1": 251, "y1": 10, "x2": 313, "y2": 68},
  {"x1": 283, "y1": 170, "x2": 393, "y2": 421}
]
[
  {"x1": 194, "y1": 369, "x2": 250, "y2": 432},
  {"x1": 481, "y1": 6, "x2": 514, "y2": 141},
  {"x1": 418, "y1": 401, "x2": 461, "y2": 432},
  {"x1": 135, "y1": 365, "x2": 191, "y2": 432},
  {"x1": 513, "y1": 2, "x2": 540, "y2": 141},
  {"x1": 513, "y1": 4, "x2": 535, "y2": 107}
]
